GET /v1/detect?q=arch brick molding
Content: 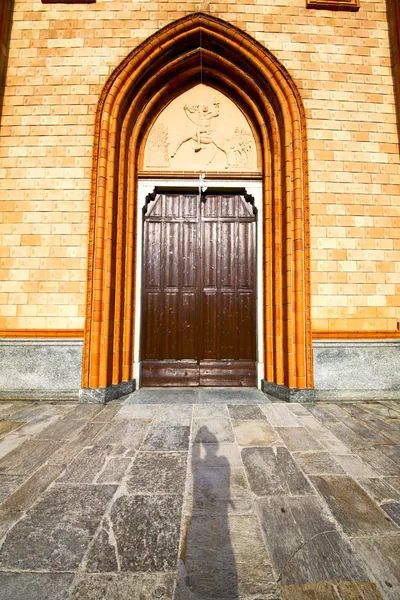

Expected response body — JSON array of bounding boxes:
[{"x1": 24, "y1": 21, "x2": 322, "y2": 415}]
[{"x1": 80, "y1": 13, "x2": 314, "y2": 402}]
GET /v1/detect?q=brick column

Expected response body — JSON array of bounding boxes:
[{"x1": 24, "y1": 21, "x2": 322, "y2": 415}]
[
  {"x1": 388, "y1": 0, "x2": 400, "y2": 136},
  {"x1": 0, "y1": 0, "x2": 14, "y2": 125}
]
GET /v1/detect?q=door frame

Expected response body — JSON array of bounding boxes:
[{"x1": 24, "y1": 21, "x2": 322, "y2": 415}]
[{"x1": 134, "y1": 178, "x2": 264, "y2": 389}]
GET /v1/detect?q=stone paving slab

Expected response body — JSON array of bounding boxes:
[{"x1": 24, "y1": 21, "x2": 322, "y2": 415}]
[
  {"x1": 352, "y1": 536, "x2": 400, "y2": 600},
  {"x1": 126, "y1": 452, "x2": 187, "y2": 495},
  {"x1": 0, "y1": 474, "x2": 24, "y2": 503},
  {"x1": 69, "y1": 573, "x2": 175, "y2": 600},
  {"x1": 256, "y1": 495, "x2": 369, "y2": 586},
  {"x1": 0, "y1": 421, "x2": 24, "y2": 437},
  {"x1": 0, "y1": 395, "x2": 399, "y2": 599},
  {"x1": 0, "y1": 484, "x2": 117, "y2": 571},
  {"x1": 86, "y1": 494, "x2": 183, "y2": 573},
  {"x1": 242, "y1": 446, "x2": 313, "y2": 497},
  {"x1": 0, "y1": 439, "x2": 63, "y2": 475},
  {"x1": 310, "y1": 475, "x2": 398, "y2": 536},
  {"x1": 0, "y1": 573, "x2": 74, "y2": 600}
]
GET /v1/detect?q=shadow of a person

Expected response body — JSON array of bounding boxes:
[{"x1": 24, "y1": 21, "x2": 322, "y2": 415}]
[{"x1": 175, "y1": 426, "x2": 238, "y2": 599}]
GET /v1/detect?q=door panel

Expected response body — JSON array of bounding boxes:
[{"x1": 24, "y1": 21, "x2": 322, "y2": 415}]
[{"x1": 141, "y1": 192, "x2": 256, "y2": 386}]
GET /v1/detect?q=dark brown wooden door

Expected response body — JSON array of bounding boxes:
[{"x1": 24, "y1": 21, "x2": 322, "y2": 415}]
[{"x1": 141, "y1": 192, "x2": 256, "y2": 386}]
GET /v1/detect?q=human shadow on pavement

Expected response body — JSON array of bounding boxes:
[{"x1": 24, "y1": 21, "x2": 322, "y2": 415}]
[{"x1": 174, "y1": 426, "x2": 238, "y2": 599}]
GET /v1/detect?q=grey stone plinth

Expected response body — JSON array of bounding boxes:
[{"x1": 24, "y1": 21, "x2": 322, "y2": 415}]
[
  {"x1": 261, "y1": 380, "x2": 316, "y2": 403},
  {"x1": 0, "y1": 339, "x2": 82, "y2": 400},
  {"x1": 313, "y1": 339, "x2": 400, "y2": 401},
  {"x1": 79, "y1": 378, "x2": 136, "y2": 404}
]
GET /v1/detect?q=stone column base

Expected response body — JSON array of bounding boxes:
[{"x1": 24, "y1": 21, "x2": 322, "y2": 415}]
[
  {"x1": 261, "y1": 380, "x2": 316, "y2": 403},
  {"x1": 79, "y1": 379, "x2": 136, "y2": 404}
]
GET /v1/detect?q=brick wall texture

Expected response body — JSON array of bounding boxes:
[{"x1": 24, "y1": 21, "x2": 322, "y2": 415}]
[{"x1": 0, "y1": 0, "x2": 399, "y2": 333}]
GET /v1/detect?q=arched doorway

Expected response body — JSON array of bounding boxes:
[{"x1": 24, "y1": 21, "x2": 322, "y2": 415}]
[{"x1": 81, "y1": 13, "x2": 313, "y2": 401}]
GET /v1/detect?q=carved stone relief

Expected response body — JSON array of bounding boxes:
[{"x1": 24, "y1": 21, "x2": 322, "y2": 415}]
[{"x1": 142, "y1": 84, "x2": 259, "y2": 172}]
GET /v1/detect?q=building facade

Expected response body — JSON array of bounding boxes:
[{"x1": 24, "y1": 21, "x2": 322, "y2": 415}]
[{"x1": 0, "y1": 0, "x2": 399, "y2": 401}]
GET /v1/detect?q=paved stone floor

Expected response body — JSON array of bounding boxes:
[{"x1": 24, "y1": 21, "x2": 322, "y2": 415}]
[{"x1": 0, "y1": 390, "x2": 399, "y2": 599}]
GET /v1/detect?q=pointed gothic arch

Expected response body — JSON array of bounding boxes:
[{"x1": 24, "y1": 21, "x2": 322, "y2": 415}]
[{"x1": 81, "y1": 13, "x2": 313, "y2": 400}]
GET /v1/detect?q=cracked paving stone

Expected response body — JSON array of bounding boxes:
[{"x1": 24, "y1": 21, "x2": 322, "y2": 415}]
[
  {"x1": 310, "y1": 475, "x2": 398, "y2": 536},
  {"x1": 276, "y1": 427, "x2": 323, "y2": 452},
  {"x1": 0, "y1": 572, "x2": 74, "y2": 600},
  {"x1": 68, "y1": 573, "x2": 175, "y2": 600},
  {"x1": 127, "y1": 452, "x2": 187, "y2": 495},
  {"x1": 256, "y1": 495, "x2": 368, "y2": 586},
  {"x1": 227, "y1": 404, "x2": 266, "y2": 420},
  {"x1": 57, "y1": 446, "x2": 113, "y2": 484},
  {"x1": 242, "y1": 446, "x2": 313, "y2": 496},
  {"x1": 293, "y1": 452, "x2": 345, "y2": 476},
  {"x1": 232, "y1": 420, "x2": 281, "y2": 446},
  {"x1": 85, "y1": 494, "x2": 182, "y2": 572},
  {"x1": 83, "y1": 521, "x2": 118, "y2": 572},
  {"x1": 381, "y1": 502, "x2": 400, "y2": 526},
  {"x1": 191, "y1": 418, "x2": 234, "y2": 444},
  {"x1": 0, "y1": 484, "x2": 116, "y2": 571},
  {"x1": 141, "y1": 425, "x2": 190, "y2": 451},
  {"x1": 94, "y1": 419, "x2": 150, "y2": 449},
  {"x1": 178, "y1": 514, "x2": 278, "y2": 599},
  {"x1": 0, "y1": 439, "x2": 63, "y2": 475},
  {"x1": 352, "y1": 536, "x2": 400, "y2": 600}
]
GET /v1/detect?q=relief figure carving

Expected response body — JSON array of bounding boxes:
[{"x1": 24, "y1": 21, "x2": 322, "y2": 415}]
[
  {"x1": 231, "y1": 127, "x2": 254, "y2": 167},
  {"x1": 170, "y1": 102, "x2": 231, "y2": 168}
]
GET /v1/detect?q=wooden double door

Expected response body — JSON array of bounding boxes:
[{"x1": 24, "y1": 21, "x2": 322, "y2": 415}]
[{"x1": 141, "y1": 192, "x2": 257, "y2": 386}]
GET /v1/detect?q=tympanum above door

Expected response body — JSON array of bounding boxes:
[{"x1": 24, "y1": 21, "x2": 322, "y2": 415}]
[{"x1": 141, "y1": 84, "x2": 260, "y2": 175}]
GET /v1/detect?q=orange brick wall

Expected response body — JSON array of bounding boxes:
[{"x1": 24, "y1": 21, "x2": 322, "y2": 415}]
[{"x1": 0, "y1": 0, "x2": 399, "y2": 333}]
